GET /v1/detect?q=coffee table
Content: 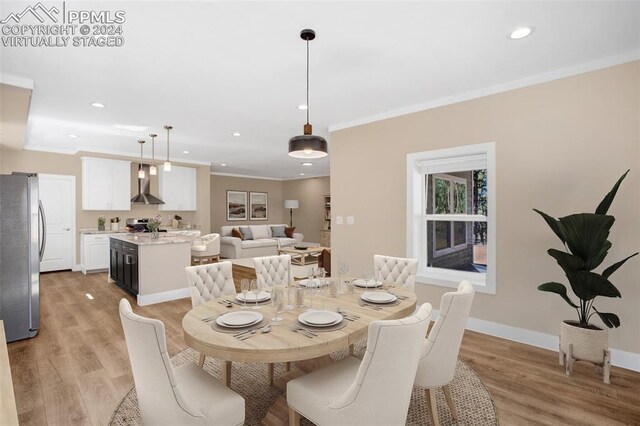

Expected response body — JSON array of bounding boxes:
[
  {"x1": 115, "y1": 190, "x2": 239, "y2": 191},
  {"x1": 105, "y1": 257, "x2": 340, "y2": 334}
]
[{"x1": 278, "y1": 246, "x2": 326, "y2": 266}]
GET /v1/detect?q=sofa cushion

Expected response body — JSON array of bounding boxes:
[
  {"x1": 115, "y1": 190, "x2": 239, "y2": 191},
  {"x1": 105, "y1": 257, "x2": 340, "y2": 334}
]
[
  {"x1": 231, "y1": 228, "x2": 242, "y2": 238},
  {"x1": 241, "y1": 238, "x2": 278, "y2": 249},
  {"x1": 270, "y1": 225, "x2": 287, "y2": 238},
  {"x1": 239, "y1": 226, "x2": 253, "y2": 241},
  {"x1": 285, "y1": 226, "x2": 296, "y2": 238},
  {"x1": 275, "y1": 237, "x2": 297, "y2": 247},
  {"x1": 250, "y1": 225, "x2": 269, "y2": 240}
]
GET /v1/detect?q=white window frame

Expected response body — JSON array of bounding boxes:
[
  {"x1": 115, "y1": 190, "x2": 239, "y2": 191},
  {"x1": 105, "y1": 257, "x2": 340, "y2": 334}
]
[
  {"x1": 431, "y1": 173, "x2": 468, "y2": 255},
  {"x1": 407, "y1": 142, "x2": 496, "y2": 294}
]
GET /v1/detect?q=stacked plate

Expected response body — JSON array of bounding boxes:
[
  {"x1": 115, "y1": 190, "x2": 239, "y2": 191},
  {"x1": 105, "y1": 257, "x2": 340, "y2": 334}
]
[
  {"x1": 216, "y1": 311, "x2": 263, "y2": 328},
  {"x1": 236, "y1": 291, "x2": 271, "y2": 302},
  {"x1": 353, "y1": 279, "x2": 383, "y2": 289},
  {"x1": 360, "y1": 291, "x2": 397, "y2": 305},
  {"x1": 298, "y1": 279, "x2": 328, "y2": 288},
  {"x1": 298, "y1": 310, "x2": 343, "y2": 328}
]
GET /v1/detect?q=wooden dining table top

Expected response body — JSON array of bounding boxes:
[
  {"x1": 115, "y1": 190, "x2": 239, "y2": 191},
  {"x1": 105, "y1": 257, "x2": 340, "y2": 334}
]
[{"x1": 182, "y1": 282, "x2": 417, "y2": 364}]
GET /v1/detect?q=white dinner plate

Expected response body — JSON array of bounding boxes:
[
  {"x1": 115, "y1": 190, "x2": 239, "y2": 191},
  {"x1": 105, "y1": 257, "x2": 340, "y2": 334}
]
[
  {"x1": 361, "y1": 292, "x2": 397, "y2": 304},
  {"x1": 354, "y1": 279, "x2": 383, "y2": 289},
  {"x1": 298, "y1": 310, "x2": 343, "y2": 327},
  {"x1": 299, "y1": 279, "x2": 328, "y2": 288},
  {"x1": 236, "y1": 291, "x2": 271, "y2": 302},
  {"x1": 216, "y1": 311, "x2": 263, "y2": 328}
]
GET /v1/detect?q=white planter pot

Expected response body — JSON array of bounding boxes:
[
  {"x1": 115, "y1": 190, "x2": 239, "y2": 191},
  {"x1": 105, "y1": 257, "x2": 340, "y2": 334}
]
[{"x1": 560, "y1": 320, "x2": 608, "y2": 364}]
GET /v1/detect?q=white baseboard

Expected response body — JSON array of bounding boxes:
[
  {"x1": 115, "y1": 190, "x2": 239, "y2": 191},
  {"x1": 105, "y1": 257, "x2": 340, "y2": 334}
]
[
  {"x1": 137, "y1": 287, "x2": 191, "y2": 306},
  {"x1": 430, "y1": 309, "x2": 640, "y2": 372},
  {"x1": 72, "y1": 264, "x2": 82, "y2": 272}
]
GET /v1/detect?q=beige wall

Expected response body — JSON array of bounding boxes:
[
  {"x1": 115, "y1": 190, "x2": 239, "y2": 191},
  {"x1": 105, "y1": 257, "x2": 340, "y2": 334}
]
[
  {"x1": 210, "y1": 174, "x2": 284, "y2": 232},
  {"x1": 331, "y1": 61, "x2": 640, "y2": 354},
  {"x1": 281, "y1": 176, "x2": 330, "y2": 243},
  {"x1": 0, "y1": 149, "x2": 211, "y2": 263}
]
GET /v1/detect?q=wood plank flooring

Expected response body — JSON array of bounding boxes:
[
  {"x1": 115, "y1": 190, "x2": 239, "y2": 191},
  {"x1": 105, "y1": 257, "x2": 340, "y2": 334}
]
[{"x1": 6, "y1": 271, "x2": 640, "y2": 426}]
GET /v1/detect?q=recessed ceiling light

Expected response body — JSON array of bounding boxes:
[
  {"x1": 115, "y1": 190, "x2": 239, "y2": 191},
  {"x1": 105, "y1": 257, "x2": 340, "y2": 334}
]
[
  {"x1": 114, "y1": 124, "x2": 147, "y2": 132},
  {"x1": 91, "y1": 102, "x2": 105, "y2": 108},
  {"x1": 183, "y1": 150, "x2": 189, "y2": 154},
  {"x1": 67, "y1": 134, "x2": 78, "y2": 138},
  {"x1": 300, "y1": 173, "x2": 305, "y2": 176},
  {"x1": 301, "y1": 162, "x2": 313, "y2": 166},
  {"x1": 297, "y1": 104, "x2": 308, "y2": 110},
  {"x1": 509, "y1": 27, "x2": 533, "y2": 40},
  {"x1": 220, "y1": 163, "x2": 227, "y2": 167},
  {"x1": 232, "y1": 132, "x2": 241, "y2": 137}
]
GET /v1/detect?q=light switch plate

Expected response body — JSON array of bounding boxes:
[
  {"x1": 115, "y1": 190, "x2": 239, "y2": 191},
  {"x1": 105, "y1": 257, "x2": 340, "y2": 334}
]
[
  {"x1": 336, "y1": 216, "x2": 344, "y2": 225},
  {"x1": 346, "y1": 216, "x2": 355, "y2": 225}
]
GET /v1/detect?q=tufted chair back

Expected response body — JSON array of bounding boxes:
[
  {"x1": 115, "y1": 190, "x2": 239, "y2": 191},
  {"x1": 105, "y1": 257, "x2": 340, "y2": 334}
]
[
  {"x1": 119, "y1": 299, "x2": 204, "y2": 424},
  {"x1": 191, "y1": 233, "x2": 220, "y2": 257},
  {"x1": 415, "y1": 281, "x2": 475, "y2": 388},
  {"x1": 326, "y1": 303, "x2": 432, "y2": 425},
  {"x1": 185, "y1": 261, "x2": 236, "y2": 308},
  {"x1": 253, "y1": 255, "x2": 292, "y2": 287},
  {"x1": 373, "y1": 254, "x2": 418, "y2": 291}
]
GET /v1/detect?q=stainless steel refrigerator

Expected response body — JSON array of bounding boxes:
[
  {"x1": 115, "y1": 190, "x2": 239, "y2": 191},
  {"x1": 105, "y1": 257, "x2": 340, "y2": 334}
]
[{"x1": 0, "y1": 172, "x2": 44, "y2": 342}]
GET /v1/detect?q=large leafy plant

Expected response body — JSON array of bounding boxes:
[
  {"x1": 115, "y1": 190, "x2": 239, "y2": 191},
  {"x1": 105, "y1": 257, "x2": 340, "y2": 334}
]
[{"x1": 534, "y1": 170, "x2": 637, "y2": 329}]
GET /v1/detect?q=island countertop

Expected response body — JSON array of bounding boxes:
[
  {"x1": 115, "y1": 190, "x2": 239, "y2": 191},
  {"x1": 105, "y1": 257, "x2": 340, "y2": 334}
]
[{"x1": 109, "y1": 234, "x2": 193, "y2": 246}]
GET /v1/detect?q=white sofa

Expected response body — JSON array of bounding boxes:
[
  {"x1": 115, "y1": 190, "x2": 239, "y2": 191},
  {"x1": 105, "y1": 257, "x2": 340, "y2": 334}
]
[{"x1": 220, "y1": 224, "x2": 303, "y2": 259}]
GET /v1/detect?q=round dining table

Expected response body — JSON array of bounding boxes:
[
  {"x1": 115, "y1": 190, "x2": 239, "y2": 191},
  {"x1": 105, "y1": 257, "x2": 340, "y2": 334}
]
[{"x1": 182, "y1": 281, "x2": 417, "y2": 387}]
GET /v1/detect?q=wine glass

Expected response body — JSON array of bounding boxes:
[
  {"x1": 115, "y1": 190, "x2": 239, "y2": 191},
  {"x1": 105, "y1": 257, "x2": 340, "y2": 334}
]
[
  {"x1": 251, "y1": 279, "x2": 261, "y2": 310},
  {"x1": 240, "y1": 278, "x2": 250, "y2": 309},
  {"x1": 271, "y1": 286, "x2": 284, "y2": 325}
]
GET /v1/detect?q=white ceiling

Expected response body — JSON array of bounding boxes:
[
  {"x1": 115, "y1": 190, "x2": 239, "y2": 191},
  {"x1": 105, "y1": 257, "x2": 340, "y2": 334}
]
[{"x1": 1, "y1": 1, "x2": 639, "y2": 179}]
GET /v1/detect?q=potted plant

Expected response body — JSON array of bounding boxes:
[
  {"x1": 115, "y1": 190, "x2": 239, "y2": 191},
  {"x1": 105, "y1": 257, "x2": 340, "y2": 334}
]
[
  {"x1": 97, "y1": 215, "x2": 106, "y2": 231},
  {"x1": 147, "y1": 215, "x2": 162, "y2": 238},
  {"x1": 110, "y1": 216, "x2": 121, "y2": 231},
  {"x1": 534, "y1": 170, "x2": 637, "y2": 383}
]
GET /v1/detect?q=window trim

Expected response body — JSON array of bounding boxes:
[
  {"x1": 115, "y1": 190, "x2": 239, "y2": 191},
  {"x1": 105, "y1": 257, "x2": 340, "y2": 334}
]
[{"x1": 407, "y1": 142, "x2": 496, "y2": 294}]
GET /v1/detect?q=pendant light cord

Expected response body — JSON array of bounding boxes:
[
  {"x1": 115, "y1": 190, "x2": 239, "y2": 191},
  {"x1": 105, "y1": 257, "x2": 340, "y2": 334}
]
[{"x1": 306, "y1": 38, "x2": 310, "y2": 125}]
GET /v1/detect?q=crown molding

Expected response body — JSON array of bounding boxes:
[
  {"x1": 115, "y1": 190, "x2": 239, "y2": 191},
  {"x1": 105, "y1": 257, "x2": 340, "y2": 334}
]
[
  {"x1": 211, "y1": 172, "x2": 330, "y2": 182},
  {"x1": 329, "y1": 50, "x2": 640, "y2": 132}
]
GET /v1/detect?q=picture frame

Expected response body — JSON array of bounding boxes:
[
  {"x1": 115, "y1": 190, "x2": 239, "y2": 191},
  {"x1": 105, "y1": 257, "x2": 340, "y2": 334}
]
[
  {"x1": 249, "y1": 192, "x2": 268, "y2": 221},
  {"x1": 227, "y1": 190, "x2": 248, "y2": 221}
]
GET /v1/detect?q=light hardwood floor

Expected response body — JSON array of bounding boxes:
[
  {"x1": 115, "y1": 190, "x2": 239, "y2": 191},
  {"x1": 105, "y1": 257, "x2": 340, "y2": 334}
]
[{"x1": 7, "y1": 271, "x2": 640, "y2": 425}]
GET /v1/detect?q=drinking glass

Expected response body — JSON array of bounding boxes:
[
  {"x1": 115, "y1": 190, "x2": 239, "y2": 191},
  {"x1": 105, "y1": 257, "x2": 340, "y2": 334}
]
[
  {"x1": 363, "y1": 271, "x2": 373, "y2": 288},
  {"x1": 328, "y1": 277, "x2": 338, "y2": 297},
  {"x1": 286, "y1": 284, "x2": 296, "y2": 310},
  {"x1": 339, "y1": 262, "x2": 349, "y2": 294},
  {"x1": 240, "y1": 278, "x2": 250, "y2": 309},
  {"x1": 307, "y1": 281, "x2": 317, "y2": 310},
  {"x1": 271, "y1": 286, "x2": 284, "y2": 325},
  {"x1": 318, "y1": 280, "x2": 328, "y2": 310},
  {"x1": 251, "y1": 279, "x2": 261, "y2": 310}
]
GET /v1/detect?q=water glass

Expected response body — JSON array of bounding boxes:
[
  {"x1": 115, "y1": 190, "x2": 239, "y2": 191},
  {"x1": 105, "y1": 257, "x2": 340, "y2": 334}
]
[
  {"x1": 240, "y1": 278, "x2": 250, "y2": 310},
  {"x1": 271, "y1": 286, "x2": 284, "y2": 325},
  {"x1": 295, "y1": 287, "x2": 306, "y2": 308},
  {"x1": 251, "y1": 279, "x2": 261, "y2": 310},
  {"x1": 338, "y1": 262, "x2": 349, "y2": 294},
  {"x1": 328, "y1": 278, "x2": 337, "y2": 297},
  {"x1": 286, "y1": 285, "x2": 296, "y2": 310}
]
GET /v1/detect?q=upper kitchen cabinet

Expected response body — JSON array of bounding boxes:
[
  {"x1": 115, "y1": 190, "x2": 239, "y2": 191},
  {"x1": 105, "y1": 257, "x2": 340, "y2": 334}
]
[
  {"x1": 158, "y1": 165, "x2": 197, "y2": 211},
  {"x1": 82, "y1": 157, "x2": 132, "y2": 210}
]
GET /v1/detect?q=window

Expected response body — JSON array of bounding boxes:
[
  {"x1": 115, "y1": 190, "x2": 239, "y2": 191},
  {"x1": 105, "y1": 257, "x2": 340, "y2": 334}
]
[{"x1": 407, "y1": 143, "x2": 495, "y2": 294}]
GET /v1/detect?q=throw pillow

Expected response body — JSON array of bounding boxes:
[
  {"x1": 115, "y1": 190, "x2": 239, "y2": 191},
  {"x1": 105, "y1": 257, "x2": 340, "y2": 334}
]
[
  {"x1": 285, "y1": 226, "x2": 296, "y2": 238},
  {"x1": 231, "y1": 228, "x2": 242, "y2": 239},
  {"x1": 270, "y1": 225, "x2": 287, "y2": 238},
  {"x1": 239, "y1": 226, "x2": 253, "y2": 241}
]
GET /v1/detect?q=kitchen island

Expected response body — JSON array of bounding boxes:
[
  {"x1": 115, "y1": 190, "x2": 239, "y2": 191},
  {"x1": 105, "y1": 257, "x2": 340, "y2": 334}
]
[{"x1": 108, "y1": 234, "x2": 193, "y2": 306}]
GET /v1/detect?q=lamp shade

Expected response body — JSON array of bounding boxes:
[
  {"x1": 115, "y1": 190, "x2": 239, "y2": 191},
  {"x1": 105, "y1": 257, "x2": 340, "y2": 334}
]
[{"x1": 284, "y1": 200, "x2": 299, "y2": 209}]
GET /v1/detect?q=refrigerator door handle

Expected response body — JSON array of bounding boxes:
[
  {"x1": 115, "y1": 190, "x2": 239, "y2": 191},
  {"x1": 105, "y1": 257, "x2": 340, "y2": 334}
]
[{"x1": 39, "y1": 200, "x2": 47, "y2": 261}]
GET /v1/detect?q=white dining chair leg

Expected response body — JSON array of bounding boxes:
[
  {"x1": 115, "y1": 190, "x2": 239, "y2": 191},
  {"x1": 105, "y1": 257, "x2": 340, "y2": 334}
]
[
  {"x1": 288, "y1": 405, "x2": 301, "y2": 426},
  {"x1": 268, "y1": 363, "x2": 275, "y2": 385},
  {"x1": 443, "y1": 385, "x2": 458, "y2": 421},
  {"x1": 223, "y1": 361, "x2": 232, "y2": 387},
  {"x1": 426, "y1": 388, "x2": 440, "y2": 426},
  {"x1": 198, "y1": 353, "x2": 206, "y2": 368}
]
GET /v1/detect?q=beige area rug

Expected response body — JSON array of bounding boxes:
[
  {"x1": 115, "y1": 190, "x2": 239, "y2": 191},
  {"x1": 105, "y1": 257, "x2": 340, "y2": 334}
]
[
  {"x1": 229, "y1": 258, "x2": 314, "y2": 279},
  {"x1": 110, "y1": 344, "x2": 498, "y2": 426}
]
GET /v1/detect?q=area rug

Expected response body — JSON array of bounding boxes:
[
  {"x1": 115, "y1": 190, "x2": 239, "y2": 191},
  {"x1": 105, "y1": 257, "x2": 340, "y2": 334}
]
[{"x1": 110, "y1": 343, "x2": 498, "y2": 426}]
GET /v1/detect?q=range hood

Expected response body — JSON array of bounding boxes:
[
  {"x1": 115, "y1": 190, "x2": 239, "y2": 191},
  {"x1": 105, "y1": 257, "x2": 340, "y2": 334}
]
[{"x1": 131, "y1": 164, "x2": 165, "y2": 205}]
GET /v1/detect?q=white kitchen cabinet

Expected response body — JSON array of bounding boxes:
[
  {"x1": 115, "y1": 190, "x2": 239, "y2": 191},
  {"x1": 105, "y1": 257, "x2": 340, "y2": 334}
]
[
  {"x1": 158, "y1": 165, "x2": 197, "y2": 211},
  {"x1": 81, "y1": 157, "x2": 131, "y2": 210},
  {"x1": 81, "y1": 233, "x2": 114, "y2": 273}
]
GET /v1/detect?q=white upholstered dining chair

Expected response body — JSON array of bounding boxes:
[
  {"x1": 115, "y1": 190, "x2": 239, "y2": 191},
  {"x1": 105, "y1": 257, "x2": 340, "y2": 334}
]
[
  {"x1": 119, "y1": 299, "x2": 245, "y2": 426},
  {"x1": 185, "y1": 262, "x2": 237, "y2": 367},
  {"x1": 253, "y1": 254, "x2": 293, "y2": 287},
  {"x1": 414, "y1": 281, "x2": 475, "y2": 426},
  {"x1": 191, "y1": 233, "x2": 221, "y2": 264},
  {"x1": 287, "y1": 303, "x2": 433, "y2": 426},
  {"x1": 373, "y1": 254, "x2": 418, "y2": 291}
]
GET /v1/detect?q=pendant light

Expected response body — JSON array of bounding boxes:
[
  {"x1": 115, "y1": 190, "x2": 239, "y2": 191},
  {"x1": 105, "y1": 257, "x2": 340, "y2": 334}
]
[
  {"x1": 149, "y1": 133, "x2": 158, "y2": 175},
  {"x1": 288, "y1": 29, "x2": 328, "y2": 159},
  {"x1": 164, "y1": 125, "x2": 173, "y2": 172},
  {"x1": 137, "y1": 140, "x2": 146, "y2": 179}
]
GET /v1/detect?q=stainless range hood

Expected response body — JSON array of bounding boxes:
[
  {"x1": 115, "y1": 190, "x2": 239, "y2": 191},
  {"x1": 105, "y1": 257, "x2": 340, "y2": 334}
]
[{"x1": 131, "y1": 164, "x2": 165, "y2": 205}]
